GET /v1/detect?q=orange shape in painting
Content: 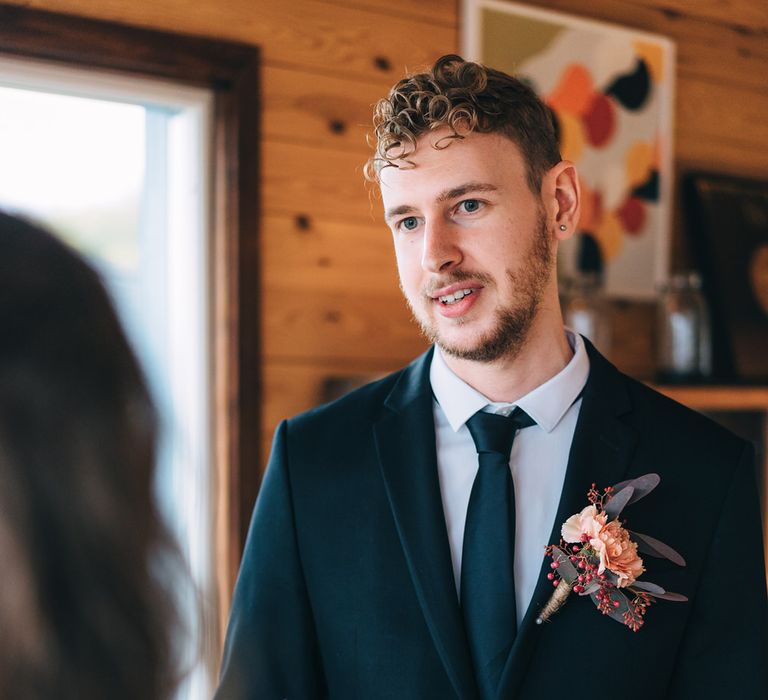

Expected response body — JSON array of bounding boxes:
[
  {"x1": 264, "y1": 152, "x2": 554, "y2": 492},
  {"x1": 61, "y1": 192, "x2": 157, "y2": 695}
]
[
  {"x1": 557, "y1": 109, "x2": 586, "y2": 162},
  {"x1": 548, "y1": 64, "x2": 595, "y2": 116},
  {"x1": 626, "y1": 141, "x2": 654, "y2": 190},
  {"x1": 617, "y1": 197, "x2": 647, "y2": 235},
  {"x1": 634, "y1": 40, "x2": 665, "y2": 83},
  {"x1": 593, "y1": 210, "x2": 623, "y2": 261},
  {"x1": 583, "y1": 93, "x2": 616, "y2": 148}
]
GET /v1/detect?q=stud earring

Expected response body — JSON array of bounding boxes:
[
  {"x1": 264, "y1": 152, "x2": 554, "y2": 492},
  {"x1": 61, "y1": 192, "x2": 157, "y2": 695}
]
[{"x1": 559, "y1": 224, "x2": 567, "y2": 231}]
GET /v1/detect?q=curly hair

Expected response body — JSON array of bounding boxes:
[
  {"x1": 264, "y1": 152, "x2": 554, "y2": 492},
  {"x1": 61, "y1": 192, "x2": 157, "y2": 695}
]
[{"x1": 365, "y1": 54, "x2": 561, "y2": 193}]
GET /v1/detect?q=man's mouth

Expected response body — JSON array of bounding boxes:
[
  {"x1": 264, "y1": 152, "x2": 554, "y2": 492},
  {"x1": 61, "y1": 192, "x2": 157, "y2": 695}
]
[{"x1": 438, "y1": 288, "x2": 476, "y2": 305}]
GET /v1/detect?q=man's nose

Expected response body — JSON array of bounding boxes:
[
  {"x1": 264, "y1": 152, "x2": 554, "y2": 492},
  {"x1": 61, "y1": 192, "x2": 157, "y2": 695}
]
[{"x1": 421, "y1": 219, "x2": 462, "y2": 273}]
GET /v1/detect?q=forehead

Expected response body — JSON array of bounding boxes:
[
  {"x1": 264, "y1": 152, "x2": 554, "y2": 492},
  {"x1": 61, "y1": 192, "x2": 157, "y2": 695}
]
[{"x1": 378, "y1": 130, "x2": 528, "y2": 208}]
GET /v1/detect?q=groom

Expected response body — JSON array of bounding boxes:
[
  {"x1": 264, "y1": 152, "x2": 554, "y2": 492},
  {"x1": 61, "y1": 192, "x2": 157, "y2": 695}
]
[{"x1": 215, "y1": 55, "x2": 767, "y2": 699}]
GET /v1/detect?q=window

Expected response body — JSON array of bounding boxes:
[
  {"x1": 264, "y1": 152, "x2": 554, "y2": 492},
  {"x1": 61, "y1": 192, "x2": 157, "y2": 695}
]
[
  {"x1": 0, "y1": 55, "x2": 214, "y2": 699},
  {"x1": 0, "y1": 6, "x2": 261, "y2": 697}
]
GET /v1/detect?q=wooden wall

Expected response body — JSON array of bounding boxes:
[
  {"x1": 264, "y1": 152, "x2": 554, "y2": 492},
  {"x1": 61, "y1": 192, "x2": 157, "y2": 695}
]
[{"x1": 11, "y1": 0, "x2": 768, "y2": 473}]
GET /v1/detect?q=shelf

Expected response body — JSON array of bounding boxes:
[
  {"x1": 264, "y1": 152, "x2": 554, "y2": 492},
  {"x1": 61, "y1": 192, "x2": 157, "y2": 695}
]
[{"x1": 648, "y1": 385, "x2": 768, "y2": 411}]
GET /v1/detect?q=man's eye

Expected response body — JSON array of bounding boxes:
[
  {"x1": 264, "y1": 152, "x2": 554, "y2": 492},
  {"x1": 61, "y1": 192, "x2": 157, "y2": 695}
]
[
  {"x1": 400, "y1": 217, "x2": 419, "y2": 231},
  {"x1": 459, "y1": 199, "x2": 482, "y2": 213}
]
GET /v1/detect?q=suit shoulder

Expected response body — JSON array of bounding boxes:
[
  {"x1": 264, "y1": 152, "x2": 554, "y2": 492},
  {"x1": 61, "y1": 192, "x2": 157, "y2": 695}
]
[
  {"x1": 285, "y1": 365, "x2": 406, "y2": 434},
  {"x1": 622, "y1": 374, "x2": 749, "y2": 458}
]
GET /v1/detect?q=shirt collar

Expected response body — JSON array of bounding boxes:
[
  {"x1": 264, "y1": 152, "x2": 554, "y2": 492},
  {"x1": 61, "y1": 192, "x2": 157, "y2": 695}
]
[{"x1": 429, "y1": 329, "x2": 590, "y2": 433}]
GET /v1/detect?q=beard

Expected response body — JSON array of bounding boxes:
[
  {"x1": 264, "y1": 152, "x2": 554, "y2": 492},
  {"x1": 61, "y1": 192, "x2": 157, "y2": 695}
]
[{"x1": 405, "y1": 212, "x2": 554, "y2": 363}]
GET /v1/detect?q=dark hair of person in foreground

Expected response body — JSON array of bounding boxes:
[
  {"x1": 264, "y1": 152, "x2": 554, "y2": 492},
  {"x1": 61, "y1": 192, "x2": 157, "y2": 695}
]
[{"x1": 0, "y1": 211, "x2": 181, "y2": 699}]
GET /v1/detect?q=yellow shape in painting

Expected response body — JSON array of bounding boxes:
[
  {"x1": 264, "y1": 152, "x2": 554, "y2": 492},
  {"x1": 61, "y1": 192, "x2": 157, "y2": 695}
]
[
  {"x1": 594, "y1": 210, "x2": 624, "y2": 262},
  {"x1": 557, "y1": 110, "x2": 586, "y2": 162},
  {"x1": 481, "y1": 9, "x2": 563, "y2": 76},
  {"x1": 626, "y1": 141, "x2": 654, "y2": 190},
  {"x1": 548, "y1": 64, "x2": 594, "y2": 116},
  {"x1": 634, "y1": 40, "x2": 665, "y2": 83}
]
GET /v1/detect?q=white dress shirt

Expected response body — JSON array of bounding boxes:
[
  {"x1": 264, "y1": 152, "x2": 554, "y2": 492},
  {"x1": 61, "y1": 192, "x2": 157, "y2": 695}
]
[{"x1": 429, "y1": 330, "x2": 590, "y2": 625}]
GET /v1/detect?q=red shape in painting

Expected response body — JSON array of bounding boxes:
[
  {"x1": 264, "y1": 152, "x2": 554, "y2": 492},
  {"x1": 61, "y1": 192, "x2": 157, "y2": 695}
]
[
  {"x1": 583, "y1": 93, "x2": 616, "y2": 148},
  {"x1": 617, "y1": 196, "x2": 647, "y2": 235}
]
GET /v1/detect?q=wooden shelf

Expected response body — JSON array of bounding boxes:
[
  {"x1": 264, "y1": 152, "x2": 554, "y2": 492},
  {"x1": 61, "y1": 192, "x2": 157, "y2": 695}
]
[{"x1": 650, "y1": 385, "x2": 768, "y2": 411}]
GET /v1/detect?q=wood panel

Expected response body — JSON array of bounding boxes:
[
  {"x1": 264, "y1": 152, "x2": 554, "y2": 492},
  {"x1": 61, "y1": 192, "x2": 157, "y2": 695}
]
[
  {"x1": 262, "y1": 65, "x2": 383, "y2": 152},
  {"x1": 676, "y1": 76, "x2": 768, "y2": 152},
  {"x1": 11, "y1": 0, "x2": 456, "y2": 79},
  {"x1": 261, "y1": 214, "x2": 397, "y2": 293},
  {"x1": 261, "y1": 285, "x2": 426, "y2": 362},
  {"x1": 627, "y1": 0, "x2": 768, "y2": 32},
  {"x1": 324, "y1": 0, "x2": 457, "y2": 26},
  {"x1": 262, "y1": 140, "x2": 378, "y2": 222}
]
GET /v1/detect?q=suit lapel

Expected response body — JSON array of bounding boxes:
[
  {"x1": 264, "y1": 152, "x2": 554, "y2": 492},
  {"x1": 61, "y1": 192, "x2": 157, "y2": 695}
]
[
  {"x1": 374, "y1": 349, "x2": 479, "y2": 700},
  {"x1": 496, "y1": 340, "x2": 640, "y2": 698}
]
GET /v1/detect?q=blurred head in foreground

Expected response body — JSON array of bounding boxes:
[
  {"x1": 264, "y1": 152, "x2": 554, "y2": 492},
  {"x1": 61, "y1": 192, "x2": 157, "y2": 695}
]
[{"x1": 0, "y1": 211, "x2": 180, "y2": 699}]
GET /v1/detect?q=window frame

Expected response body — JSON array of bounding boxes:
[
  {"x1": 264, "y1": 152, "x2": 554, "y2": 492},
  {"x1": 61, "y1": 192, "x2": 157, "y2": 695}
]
[{"x1": 0, "y1": 3, "x2": 261, "y2": 641}]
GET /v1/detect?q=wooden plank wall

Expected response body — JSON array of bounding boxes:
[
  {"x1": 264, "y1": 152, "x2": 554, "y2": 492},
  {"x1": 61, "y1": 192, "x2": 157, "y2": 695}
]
[{"x1": 12, "y1": 0, "x2": 768, "y2": 473}]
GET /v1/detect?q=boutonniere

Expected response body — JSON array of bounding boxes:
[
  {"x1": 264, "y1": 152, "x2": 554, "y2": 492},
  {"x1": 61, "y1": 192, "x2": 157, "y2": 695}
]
[{"x1": 538, "y1": 474, "x2": 687, "y2": 631}]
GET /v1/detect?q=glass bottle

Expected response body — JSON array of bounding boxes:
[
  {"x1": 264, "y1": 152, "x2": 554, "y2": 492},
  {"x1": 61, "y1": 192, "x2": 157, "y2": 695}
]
[
  {"x1": 563, "y1": 234, "x2": 612, "y2": 356},
  {"x1": 656, "y1": 272, "x2": 711, "y2": 383}
]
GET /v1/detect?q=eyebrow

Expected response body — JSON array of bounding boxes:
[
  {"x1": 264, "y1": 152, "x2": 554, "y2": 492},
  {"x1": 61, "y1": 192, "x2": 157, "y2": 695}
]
[{"x1": 384, "y1": 181, "x2": 499, "y2": 222}]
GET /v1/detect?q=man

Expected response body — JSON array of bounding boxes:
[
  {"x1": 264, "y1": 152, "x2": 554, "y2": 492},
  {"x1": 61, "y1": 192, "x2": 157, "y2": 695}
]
[{"x1": 216, "y1": 55, "x2": 767, "y2": 699}]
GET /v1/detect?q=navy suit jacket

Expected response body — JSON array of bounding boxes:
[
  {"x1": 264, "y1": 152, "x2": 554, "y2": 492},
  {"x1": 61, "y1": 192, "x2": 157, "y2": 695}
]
[{"x1": 216, "y1": 341, "x2": 767, "y2": 699}]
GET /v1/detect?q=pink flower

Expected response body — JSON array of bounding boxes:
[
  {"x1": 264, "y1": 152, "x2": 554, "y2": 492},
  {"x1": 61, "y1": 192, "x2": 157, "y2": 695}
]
[
  {"x1": 561, "y1": 505, "x2": 606, "y2": 543},
  {"x1": 591, "y1": 520, "x2": 645, "y2": 588}
]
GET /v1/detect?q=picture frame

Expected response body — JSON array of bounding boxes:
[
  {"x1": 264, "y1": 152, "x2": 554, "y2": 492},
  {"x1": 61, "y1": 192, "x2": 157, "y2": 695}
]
[
  {"x1": 462, "y1": 0, "x2": 676, "y2": 299},
  {"x1": 683, "y1": 172, "x2": 768, "y2": 382}
]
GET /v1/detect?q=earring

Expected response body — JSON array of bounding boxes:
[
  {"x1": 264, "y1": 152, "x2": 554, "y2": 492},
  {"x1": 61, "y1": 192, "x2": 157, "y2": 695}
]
[{"x1": 559, "y1": 224, "x2": 567, "y2": 231}]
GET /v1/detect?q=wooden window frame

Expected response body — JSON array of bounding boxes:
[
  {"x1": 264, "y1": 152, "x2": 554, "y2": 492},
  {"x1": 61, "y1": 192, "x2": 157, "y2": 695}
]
[{"x1": 0, "y1": 3, "x2": 261, "y2": 619}]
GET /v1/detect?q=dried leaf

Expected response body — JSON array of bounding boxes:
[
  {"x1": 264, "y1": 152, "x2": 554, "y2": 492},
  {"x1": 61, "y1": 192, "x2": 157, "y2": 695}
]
[
  {"x1": 610, "y1": 473, "x2": 661, "y2": 506},
  {"x1": 630, "y1": 580, "x2": 666, "y2": 595},
  {"x1": 581, "y1": 581, "x2": 600, "y2": 595},
  {"x1": 604, "y1": 485, "x2": 634, "y2": 520},
  {"x1": 551, "y1": 546, "x2": 578, "y2": 584},
  {"x1": 631, "y1": 531, "x2": 686, "y2": 566},
  {"x1": 651, "y1": 591, "x2": 688, "y2": 602}
]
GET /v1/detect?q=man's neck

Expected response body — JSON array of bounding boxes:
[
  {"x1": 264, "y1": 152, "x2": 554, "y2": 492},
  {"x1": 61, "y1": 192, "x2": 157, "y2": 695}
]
[{"x1": 439, "y1": 324, "x2": 574, "y2": 403}]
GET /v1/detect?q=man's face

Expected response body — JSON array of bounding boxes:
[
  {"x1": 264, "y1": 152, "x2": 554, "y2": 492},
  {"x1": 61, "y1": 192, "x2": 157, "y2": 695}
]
[{"x1": 380, "y1": 130, "x2": 555, "y2": 363}]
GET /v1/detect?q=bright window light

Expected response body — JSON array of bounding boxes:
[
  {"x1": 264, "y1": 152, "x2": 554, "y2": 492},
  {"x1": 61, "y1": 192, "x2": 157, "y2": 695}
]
[{"x1": 0, "y1": 56, "x2": 216, "y2": 700}]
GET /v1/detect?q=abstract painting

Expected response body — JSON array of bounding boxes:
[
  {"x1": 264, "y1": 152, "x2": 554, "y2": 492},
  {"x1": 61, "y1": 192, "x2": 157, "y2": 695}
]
[{"x1": 463, "y1": 1, "x2": 675, "y2": 299}]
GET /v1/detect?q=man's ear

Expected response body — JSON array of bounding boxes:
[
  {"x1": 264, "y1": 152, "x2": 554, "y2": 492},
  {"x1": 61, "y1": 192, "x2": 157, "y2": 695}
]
[{"x1": 542, "y1": 161, "x2": 580, "y2": 241}]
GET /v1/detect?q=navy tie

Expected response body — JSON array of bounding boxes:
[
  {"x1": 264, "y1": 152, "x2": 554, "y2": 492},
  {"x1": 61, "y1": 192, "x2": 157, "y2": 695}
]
[{"x1": 461, "y1": 407, "x2": 536, "y2": 700}]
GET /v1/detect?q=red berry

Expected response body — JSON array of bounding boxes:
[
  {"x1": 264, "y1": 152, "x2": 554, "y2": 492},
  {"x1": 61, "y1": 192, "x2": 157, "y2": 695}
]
[
  {"x1": 551, "y1": 561, "x2": 560, "y2": 569},
  {"x1": 547, "y1": 573, "x2": 554, "y2": 580},
  {"x1": 572, "y1": 546, "x2": 580, "y2": 553},
  {"x1": 553, "y1": 580, "x2": 559, "y2": 587},
  {"x1": 578, "y1": 560, "x2": 586, "y2": 569},
  {"x1": 578, "y1": 575, "x2": 585, "y2": 583},
  {"x1": 613, "y1": 600, "x2": 620, "y2": 608}
]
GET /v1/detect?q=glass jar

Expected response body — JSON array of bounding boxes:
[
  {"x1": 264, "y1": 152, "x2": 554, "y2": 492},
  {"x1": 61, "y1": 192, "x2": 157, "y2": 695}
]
[
  {"x1": 563, "y1": 272, "x2": 612, "y2": 357},
  {"x1": 656, "y1": 272, "x2": 712, "y2": 383}
]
